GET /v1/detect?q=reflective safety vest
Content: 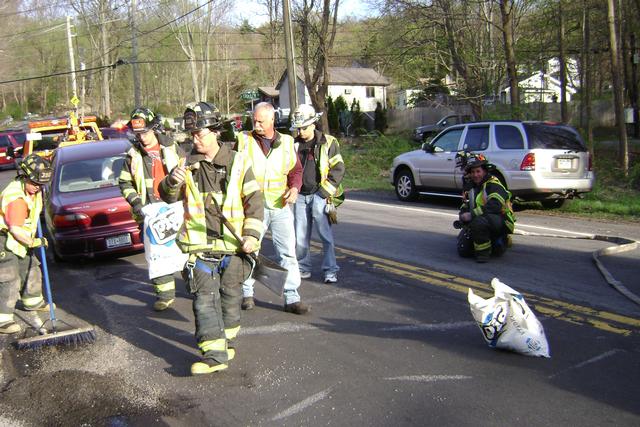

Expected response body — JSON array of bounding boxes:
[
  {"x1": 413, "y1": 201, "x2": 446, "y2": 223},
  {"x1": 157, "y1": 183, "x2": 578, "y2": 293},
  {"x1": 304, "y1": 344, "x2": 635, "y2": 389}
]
[
  {"x1": 123, "y1": 144, "x2": 181, "y2": 206},
  {"x1": 177, "y1": 152, "x2": 263, "y2": 254},
  {"x1": 0, "y1": 180, "x2": 42, "y2": 258},
  {"x1": 236, "y1": 132, "x2": 297, "y2": 209},
  {"x1": 470, "y1": 176, "x2": 516, "y2": 233}
]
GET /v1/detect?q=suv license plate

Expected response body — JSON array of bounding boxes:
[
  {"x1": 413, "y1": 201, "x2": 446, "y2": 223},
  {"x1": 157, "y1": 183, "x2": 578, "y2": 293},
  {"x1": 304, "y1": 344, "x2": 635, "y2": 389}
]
[
  {"x1": 106, "y1": 234, "x2": 131, "y2": 249},
  {"x1": 557, "y1": 158, "x2": 572, "y2": 169}
]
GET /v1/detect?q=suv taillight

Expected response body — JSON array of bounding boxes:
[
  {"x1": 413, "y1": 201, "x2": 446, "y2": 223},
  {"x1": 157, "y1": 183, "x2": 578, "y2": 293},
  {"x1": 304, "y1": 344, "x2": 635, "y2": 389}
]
[
  {"x1": 53, "y1": 213, "x2": 91, "y2": 229},
  {"x1": 520, "y1": 153, "x2": 535, "y2": 171}
]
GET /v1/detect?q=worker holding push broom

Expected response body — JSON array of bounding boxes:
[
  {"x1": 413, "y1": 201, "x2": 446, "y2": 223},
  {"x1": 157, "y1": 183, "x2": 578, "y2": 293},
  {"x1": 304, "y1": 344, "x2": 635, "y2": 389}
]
[
  {"x1": 0, "y1": 155, "x2": 54, "y2": 334},
  {"x1": 0, "y1": 154, "x2": 95, "y2": 348}
]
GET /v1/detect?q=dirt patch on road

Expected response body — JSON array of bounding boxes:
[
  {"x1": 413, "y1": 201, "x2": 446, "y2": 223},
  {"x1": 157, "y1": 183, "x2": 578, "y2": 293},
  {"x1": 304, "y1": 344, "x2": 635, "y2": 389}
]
[{"x1": 0, "y1": 368, "x2": 185, "y2": 426}]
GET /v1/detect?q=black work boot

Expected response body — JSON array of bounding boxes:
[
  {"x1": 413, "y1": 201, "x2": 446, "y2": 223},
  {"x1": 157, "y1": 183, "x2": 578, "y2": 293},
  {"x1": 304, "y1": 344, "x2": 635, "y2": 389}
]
[
  {"x1": 284, "y1": 301, "x2": 310, "y2": 315},
  {"x1": 475, "y1": 251, "x2": 491, "y2": 263},
  {"x1": 241, "y1": 297, "x2": 255, "y2": 310}
]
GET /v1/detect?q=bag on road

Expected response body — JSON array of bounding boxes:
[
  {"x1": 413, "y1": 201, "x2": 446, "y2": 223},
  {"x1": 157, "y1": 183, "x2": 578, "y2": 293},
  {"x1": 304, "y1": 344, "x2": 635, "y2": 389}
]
[
  {"x1": 468, "y1": 278, "x2": 550, "y2": 358},
  {"x1": 142, "y1": 202, "x2": 188, "y2": 279}
]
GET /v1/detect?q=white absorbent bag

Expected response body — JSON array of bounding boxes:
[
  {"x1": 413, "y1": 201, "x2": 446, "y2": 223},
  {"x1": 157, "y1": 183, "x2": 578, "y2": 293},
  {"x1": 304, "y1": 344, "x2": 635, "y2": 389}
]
[
  {"x1": 468, "y1": 278, "x2": 550, "y2": 358},
  {"x1": 142, "y1": 202, "x2": 188, "y2": 279}
]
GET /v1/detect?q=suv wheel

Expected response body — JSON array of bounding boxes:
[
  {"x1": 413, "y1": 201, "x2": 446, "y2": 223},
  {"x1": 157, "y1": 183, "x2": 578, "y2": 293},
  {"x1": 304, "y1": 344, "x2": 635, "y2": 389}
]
[
  {"x1": 541, "y1": 199, "x2": 566, "y2": 209},
  {"x1": 395, "y1": 169, "x2": 417, "y2": 201}
]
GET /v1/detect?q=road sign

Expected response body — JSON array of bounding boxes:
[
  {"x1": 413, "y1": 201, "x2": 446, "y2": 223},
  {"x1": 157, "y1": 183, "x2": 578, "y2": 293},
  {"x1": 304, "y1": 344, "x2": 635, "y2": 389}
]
[
  {"x1": 70, "y1": 96, "x2": 80, "y2": 106},
  {"x1": 240, "y1": 90, "x2": 260, "y2": 101}
]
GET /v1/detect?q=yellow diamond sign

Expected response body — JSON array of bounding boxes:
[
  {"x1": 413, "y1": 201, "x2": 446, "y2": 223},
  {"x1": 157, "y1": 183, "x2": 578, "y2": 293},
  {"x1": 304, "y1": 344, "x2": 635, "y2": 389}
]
[{"x1": 70, "y1": 96, "x2": 80, "y2": 106}]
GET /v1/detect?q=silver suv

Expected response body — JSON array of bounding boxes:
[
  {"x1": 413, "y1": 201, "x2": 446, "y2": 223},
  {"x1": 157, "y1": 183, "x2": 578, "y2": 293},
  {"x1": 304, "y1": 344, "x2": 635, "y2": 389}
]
[{"x1": 391, "y1": 121, "x2": 594, "y2": 208}]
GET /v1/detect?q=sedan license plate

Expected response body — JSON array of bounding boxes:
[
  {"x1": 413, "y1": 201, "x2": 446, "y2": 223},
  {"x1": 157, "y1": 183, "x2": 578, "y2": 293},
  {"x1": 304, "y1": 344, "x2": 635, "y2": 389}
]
[
  {"x1": 106, "y1": 233, "x2": 131, "y2": 249},
  {"x1": 557, "y1": 158, "x2": 572, "y2": 169}
]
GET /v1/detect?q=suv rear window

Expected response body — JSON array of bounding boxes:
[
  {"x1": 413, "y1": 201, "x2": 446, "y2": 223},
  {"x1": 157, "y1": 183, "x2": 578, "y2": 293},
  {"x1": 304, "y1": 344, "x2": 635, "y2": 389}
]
[
  {"x1": 524, "y1": 123, "x2": 586, "y2": 151},
  {"x1": 496, "y1": 125, "x2": 524, "y2": 149}
]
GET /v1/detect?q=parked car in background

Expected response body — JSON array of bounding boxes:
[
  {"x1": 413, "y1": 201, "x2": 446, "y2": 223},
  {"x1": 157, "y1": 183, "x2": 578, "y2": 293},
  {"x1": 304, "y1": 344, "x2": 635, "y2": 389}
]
[
  {"x1": 0, "y1": 130, "x2": 26, "y2": 169},
  {"x1": 392, "y1": 120, "x2": 594, "y2": 208},
  {"x1": 413, "y1": 114, "x2": 472, "y2": 142},
  {"x1": 44, "y1": 138, "x2": 144, "y2": 260}
]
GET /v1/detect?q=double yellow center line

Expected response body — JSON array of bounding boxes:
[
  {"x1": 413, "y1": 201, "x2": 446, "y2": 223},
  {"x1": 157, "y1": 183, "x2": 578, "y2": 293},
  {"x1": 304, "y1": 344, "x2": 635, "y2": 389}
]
[{"x1": 324, "y1": 243, "x2": 640, "y2": 336}]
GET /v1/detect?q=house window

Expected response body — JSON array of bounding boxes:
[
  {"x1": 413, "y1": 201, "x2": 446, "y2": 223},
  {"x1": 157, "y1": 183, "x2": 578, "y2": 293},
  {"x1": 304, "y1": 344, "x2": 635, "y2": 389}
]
[
  {"x1": 344, "y1": 88, "x2": 352, "y2": 95},
  {"x1": 366, "y1": 86, "x2": 375, "y2": 98}
]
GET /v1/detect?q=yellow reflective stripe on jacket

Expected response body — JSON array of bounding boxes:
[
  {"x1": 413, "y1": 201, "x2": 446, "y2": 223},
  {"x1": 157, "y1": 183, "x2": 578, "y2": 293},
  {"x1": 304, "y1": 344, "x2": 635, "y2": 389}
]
[
  {"x1": 178, "y1": 152, "x2": 262, "y2": 253},
  {"x1": 0, "y1": 180, "x2": 42, "y2": 258},
  {"x1": 236, "y1": 132, "x2": 296, "y2": 209},
  {"x1": 319, "y1": 134, "x2": 344, "y2": 198},
  {"x1": 473, "y1": 176, "x2": 515, "y2": 231}
]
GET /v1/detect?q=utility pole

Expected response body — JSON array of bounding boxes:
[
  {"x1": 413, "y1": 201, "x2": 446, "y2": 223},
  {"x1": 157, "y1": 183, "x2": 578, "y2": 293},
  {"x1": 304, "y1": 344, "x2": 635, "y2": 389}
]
[
  {"x1": 283, "y1": 0, "x2": 298, "y2": 112},
  {"x1": 66, "y1": 16, "x2": 78, "y2": 111},
  {"x1": 130, "y1": 0, "x2": 141, "y2": 107}
]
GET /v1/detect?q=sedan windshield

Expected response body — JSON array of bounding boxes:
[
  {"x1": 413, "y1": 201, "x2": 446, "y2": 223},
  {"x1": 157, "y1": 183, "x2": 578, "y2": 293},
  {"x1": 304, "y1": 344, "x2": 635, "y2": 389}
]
[{"x1": 57, "y1": 155, "x2": 125, "y2": 193}]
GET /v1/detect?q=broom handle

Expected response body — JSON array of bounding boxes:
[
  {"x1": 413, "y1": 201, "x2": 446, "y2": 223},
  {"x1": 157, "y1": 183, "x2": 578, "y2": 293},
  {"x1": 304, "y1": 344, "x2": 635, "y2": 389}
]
[{"x1": 37, "y1": 218, "x2": 57, "y2": 330}]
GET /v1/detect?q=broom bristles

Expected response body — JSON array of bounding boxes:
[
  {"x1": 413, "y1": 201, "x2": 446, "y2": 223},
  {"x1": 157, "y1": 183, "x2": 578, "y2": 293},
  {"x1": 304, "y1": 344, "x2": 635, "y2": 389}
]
[{"x1": 14, "y1": 325, "x2": 96, "y2": 350}]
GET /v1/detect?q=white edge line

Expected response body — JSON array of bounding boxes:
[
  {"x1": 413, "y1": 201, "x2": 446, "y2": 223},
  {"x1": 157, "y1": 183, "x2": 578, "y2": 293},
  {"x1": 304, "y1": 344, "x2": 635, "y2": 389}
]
[
  {"x1": 271, "y1": 388, "x2": 333, "y2": 421},
  {"x1": 547, "y1": 349, "x2": 622, "y2": 379},
  {"x1": 347, "y1": 199, "x2": 594, "y2": 237},
  {"x1": 383, "y1": 375, "x2": 472, "y2": 382},
  {"x1": 381, "y1": 321, "x2": 475, "y2": 332}
]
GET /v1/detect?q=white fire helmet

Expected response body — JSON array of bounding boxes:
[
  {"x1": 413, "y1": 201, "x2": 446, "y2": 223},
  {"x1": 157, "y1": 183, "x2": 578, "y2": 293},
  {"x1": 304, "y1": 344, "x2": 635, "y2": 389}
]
[{"x1": 290, "y1": 104, "x2": 321, "y2": 130}]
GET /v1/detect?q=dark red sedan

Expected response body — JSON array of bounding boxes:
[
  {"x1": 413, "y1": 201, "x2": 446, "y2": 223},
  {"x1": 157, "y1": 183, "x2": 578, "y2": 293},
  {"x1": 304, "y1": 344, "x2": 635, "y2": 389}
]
[{"x1": 44, "y1": 138, "x2": 143, "y2": 261}]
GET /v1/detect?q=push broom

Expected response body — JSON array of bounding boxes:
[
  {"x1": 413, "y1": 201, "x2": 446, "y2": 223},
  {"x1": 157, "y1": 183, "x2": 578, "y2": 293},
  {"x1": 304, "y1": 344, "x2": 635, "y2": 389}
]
[{"x1": 15, "y1": 219, "x2": 96, "y2": 349}]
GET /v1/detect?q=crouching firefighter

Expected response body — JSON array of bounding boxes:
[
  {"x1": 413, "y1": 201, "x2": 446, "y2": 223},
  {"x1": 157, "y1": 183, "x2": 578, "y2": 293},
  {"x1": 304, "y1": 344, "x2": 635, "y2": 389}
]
[
  {"x1": 159, "y1": 102, "x2": 264, "y2": 375},
  {"x1": 0, "y1": 155, "x2": 54, "y2": 334},
  {"x1": 455, "y1": 153, "x2": 515, "y2": 263}
]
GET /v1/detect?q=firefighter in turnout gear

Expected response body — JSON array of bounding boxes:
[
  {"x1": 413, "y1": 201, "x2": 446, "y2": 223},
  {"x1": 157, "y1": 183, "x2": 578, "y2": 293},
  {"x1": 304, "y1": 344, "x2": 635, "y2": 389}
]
[
  {"x1": 235, "y1": 102, "x2": 309, "y2": 314},
  {"x1": 0, "y1": 155, "x2": 53, "y2": 334},
  {"x1": 160, "y1": 101, "x2": 263, "y2": 375},
  {"x1": 119, "y1": 107, "x2": 185, "y2": 311},
  {"x1": 457, "y1": 154, "x2": 515, "y2": 263},
  {"x1": 290, "y1": 104, "x2": 345, "y2": 283}
]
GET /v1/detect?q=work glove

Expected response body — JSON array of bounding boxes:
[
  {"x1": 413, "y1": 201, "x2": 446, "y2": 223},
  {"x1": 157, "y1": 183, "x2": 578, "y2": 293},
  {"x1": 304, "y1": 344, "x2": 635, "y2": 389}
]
[
  {"x1": 31, "y1": 237, "x2": 48, "y2": 249},
  {"x1": 132, "y1": 203, "x2": 145, "y2": 219},
  {"x1": 325, "y1": 199, "x2": 338, "y2": 225}
]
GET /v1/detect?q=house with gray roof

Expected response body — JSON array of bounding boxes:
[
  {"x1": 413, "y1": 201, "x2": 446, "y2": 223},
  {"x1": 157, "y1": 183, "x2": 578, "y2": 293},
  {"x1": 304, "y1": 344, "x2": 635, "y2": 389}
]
[{"x1": 276, "y1": 65, "x2": 391, "y2": 113}]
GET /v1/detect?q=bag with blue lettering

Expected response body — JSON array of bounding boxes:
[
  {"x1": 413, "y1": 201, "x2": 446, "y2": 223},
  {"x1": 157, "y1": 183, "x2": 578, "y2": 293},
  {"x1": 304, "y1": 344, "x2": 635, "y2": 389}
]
[
  {"x1": 142, "y1": 202, "x2": 188, "y2": 279},
  {"x1": 468, "y1": 278, "x2": 550, "y2": 358}
]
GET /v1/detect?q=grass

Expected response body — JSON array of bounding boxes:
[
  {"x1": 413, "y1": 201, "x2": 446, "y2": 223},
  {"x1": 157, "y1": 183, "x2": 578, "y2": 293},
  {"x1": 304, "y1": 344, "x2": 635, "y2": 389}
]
[
  {"x1": 340, "y1": 132, "x2": 640, "y2": 222},
  {"x1": 341, "y1": 133, "x2": 417, "y2": 191}
]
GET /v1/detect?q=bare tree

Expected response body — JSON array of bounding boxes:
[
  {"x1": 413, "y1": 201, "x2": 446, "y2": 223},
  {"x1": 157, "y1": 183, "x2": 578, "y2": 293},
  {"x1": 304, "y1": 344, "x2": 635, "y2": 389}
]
[{"x1": 294, "y1": 0, "x2": 340, "y2": 132}]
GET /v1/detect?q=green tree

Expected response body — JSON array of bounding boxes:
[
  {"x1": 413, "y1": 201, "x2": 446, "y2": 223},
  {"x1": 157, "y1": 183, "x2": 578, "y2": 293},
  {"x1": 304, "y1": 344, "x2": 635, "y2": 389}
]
[
  {"x1": 327, "y1": 96, "x2": 339, "y2": 133},
  {"x1": 374, "y1": 102, "x2": 387, "y2": 134},
  {"x1": 351, "y1": 98, "x2": 364, "y2": 135}
]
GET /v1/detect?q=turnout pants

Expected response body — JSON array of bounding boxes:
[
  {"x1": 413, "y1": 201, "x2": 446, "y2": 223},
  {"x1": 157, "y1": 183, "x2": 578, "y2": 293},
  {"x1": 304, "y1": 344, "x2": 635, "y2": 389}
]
[
  {"x1": 185, "y1": 254, "x2": 250, "y2": 364},
  {"x1": 0, "y1": 244, "x2": 44, "y2": 325},
  {"x1": 457, "y1": 214, "x2": 509, "y2": 258}
]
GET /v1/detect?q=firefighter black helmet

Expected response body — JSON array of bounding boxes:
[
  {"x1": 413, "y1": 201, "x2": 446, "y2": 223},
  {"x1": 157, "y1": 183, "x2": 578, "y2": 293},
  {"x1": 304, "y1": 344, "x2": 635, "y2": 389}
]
[
  {"x1": 183, "y1": 101, "x2": 223, "y2": 132},
  {"x1": 19, "y1": 154, "x2": 53, "y2": 185},
  {"x1": 129, "y1": 107, "x2": 160, "y2": 133},
  {"x1": 464, "y1": 153, "x2": 489, "y2": 172}
]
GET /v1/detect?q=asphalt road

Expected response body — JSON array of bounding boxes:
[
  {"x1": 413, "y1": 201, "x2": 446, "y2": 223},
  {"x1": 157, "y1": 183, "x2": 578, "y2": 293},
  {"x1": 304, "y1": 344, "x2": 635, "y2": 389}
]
[{"x1": 0, "y1": 168, "x2": 639, "y2": 426}]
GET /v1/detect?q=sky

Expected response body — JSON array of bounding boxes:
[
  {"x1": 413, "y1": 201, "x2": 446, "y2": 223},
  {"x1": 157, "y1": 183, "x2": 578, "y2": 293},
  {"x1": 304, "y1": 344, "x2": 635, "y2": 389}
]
[{"x1": 234, "y1": 0, "x2": 374, "y2": 27}]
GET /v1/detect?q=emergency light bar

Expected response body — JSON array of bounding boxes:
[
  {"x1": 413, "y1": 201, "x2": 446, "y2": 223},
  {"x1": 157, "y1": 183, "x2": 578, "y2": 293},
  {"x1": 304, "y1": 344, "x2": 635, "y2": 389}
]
[{"x1": 28, "y1": 115, "x2": 97, "y2": 129}]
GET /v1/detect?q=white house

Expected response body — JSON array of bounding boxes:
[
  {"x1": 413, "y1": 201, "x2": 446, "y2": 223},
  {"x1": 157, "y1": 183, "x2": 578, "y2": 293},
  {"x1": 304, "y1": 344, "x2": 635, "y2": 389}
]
[
  {"x1": 276, "y1": 65, "x2": 390, "y2": 112},
  {"x1": 394, "y1": 88, "x2": 424, "y2": 109},
  {"x1": 502, "y1": 58, "x2": 579, "y2": 104},
  {"x1": 502, "y1": 72, "x2": 577, "y2": 104}
]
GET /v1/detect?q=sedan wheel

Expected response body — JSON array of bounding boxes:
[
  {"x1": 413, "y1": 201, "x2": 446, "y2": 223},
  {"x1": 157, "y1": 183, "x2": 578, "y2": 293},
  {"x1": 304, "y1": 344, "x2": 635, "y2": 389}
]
[{"x1": 395, "y1": 170, "x2": 417, "y2": 201}]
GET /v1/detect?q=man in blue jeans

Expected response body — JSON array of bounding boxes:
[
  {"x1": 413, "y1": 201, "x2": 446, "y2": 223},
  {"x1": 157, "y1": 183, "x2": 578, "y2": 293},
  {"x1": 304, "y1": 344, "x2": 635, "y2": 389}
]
[
  {"x1": 235, "y1": 102, "x2": 309, "y2": 314},
  {"x1": 291, "y1": 105, "x2": 345, "y2": 283}
]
